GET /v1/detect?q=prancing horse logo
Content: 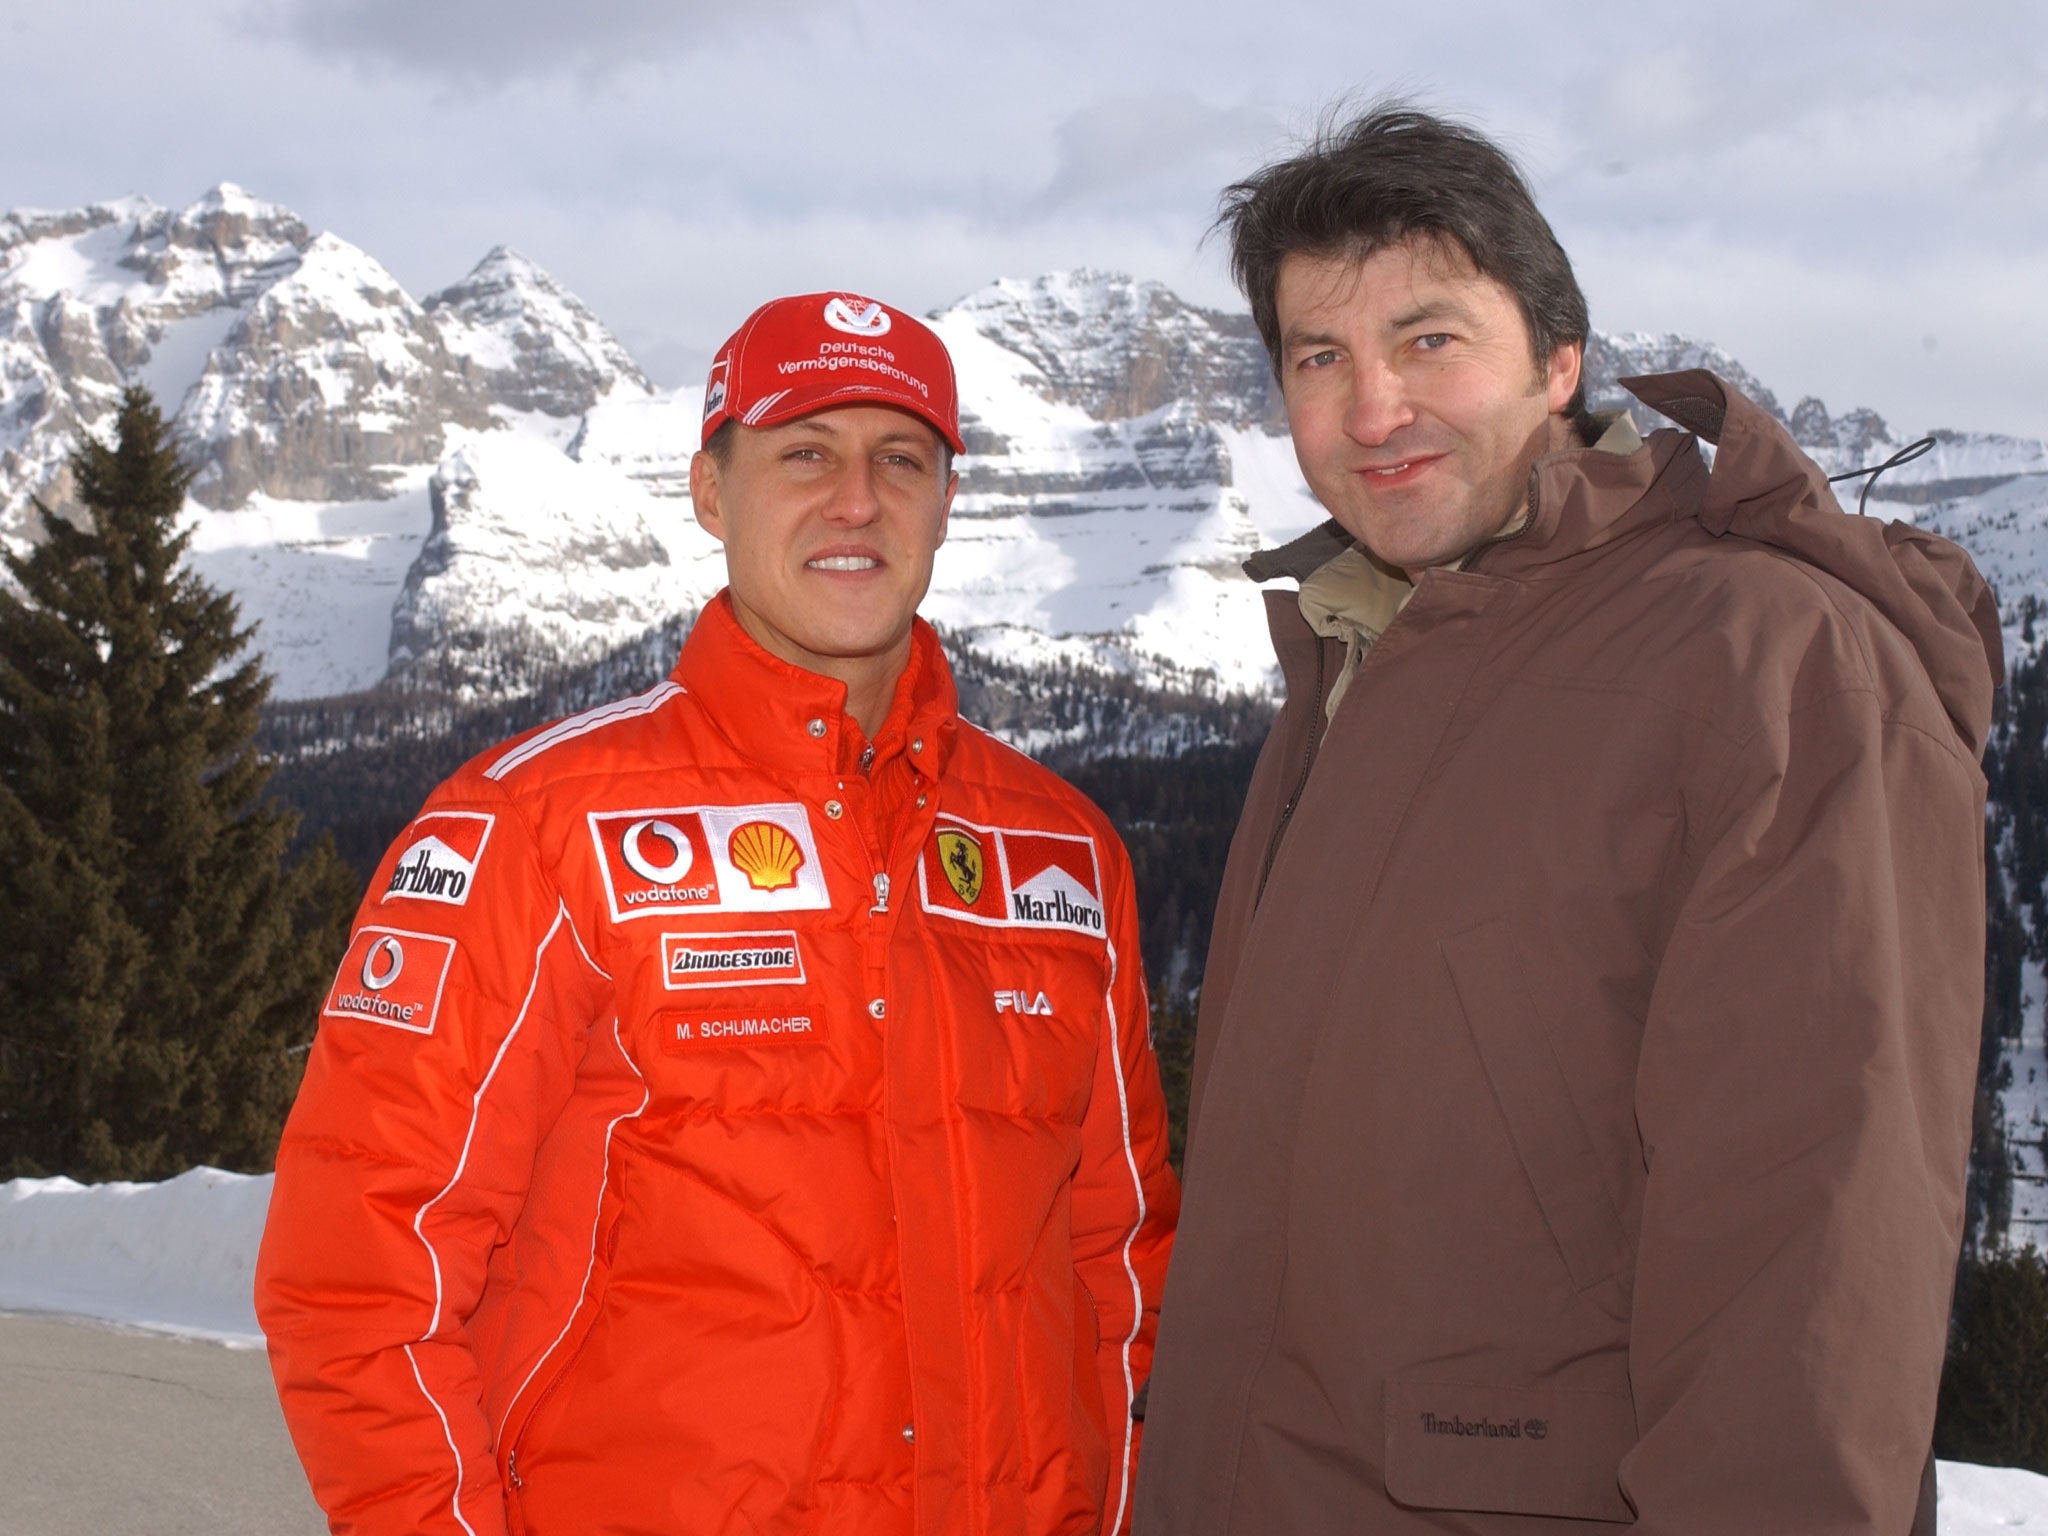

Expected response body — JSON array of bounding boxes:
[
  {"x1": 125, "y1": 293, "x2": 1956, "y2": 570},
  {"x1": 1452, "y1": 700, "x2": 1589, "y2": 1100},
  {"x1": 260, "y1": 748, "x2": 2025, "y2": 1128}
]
[{"x1": 938, "y1": 829, "x2": 983, "y2": 904}]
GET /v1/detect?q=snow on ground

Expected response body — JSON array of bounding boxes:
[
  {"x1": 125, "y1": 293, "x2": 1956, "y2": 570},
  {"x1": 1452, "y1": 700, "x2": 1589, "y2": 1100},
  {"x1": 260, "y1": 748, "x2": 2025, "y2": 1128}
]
[
  {"x1": 0, "y1": 1168, "x2": 267, "y2": 1347},
  {"x1": 0, "y1": 1168, "x2": 2044, "y2": 1529}
]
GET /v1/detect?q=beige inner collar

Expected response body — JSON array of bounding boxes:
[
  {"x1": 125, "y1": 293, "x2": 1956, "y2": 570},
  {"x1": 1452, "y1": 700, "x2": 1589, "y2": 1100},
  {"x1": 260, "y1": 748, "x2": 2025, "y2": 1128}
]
[{"x1": 1296, "y1": 409, "x2": 1643, "y2": 718}]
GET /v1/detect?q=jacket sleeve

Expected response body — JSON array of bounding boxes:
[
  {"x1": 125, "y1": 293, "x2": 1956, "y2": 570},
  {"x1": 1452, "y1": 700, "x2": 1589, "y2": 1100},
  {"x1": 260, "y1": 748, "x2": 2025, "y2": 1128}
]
[
  {"x1": 1625, "y1": 684, "x2": 1985, "y2": 1533},
  {"x1": 1070, "y1": 831, "x2": 1181, "y2": 1536},
  {"x1": 254, "y1": 775, "x2": 610, "y2": 1536}
]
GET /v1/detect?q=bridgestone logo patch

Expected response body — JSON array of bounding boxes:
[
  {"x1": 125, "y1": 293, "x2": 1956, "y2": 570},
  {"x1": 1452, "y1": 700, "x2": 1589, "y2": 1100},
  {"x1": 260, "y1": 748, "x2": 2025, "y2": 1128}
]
[
  {"x1": 322, "y1": 927, "x2": 457, "y2": 1036},
  {"x1": 660, "y1": 930, "x2": 806, "y2": 990},
  {"x1": 381, "y1": 812, "x2": 494, "y2": 908}
]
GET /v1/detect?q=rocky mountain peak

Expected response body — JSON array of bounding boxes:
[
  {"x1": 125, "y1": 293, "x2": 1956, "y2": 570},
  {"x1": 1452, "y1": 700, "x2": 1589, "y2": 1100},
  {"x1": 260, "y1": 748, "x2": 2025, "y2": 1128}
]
[
  {"x1": 181, "y1": 232, "x2": 490, "y2": 508},
  {"x1": 425, "y1": 245, "x2": 650, "y2": 418},
  {"x1": 940, "y1": 269, "x2": 1280, "y2": 430}
]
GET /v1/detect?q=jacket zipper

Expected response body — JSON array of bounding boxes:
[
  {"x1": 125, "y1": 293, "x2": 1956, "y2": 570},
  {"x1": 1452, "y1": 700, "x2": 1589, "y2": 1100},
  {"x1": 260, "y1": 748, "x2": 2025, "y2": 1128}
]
[{"x1": 1255, "y1": 637, "x2": 1328, "y2": 907}]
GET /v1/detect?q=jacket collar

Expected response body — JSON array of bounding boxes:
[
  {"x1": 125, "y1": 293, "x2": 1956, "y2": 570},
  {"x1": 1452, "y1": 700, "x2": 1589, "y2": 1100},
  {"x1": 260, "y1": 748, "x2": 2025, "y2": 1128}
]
[{"x1": 671, "y1": 591, "x2": 961, "y2": 780}]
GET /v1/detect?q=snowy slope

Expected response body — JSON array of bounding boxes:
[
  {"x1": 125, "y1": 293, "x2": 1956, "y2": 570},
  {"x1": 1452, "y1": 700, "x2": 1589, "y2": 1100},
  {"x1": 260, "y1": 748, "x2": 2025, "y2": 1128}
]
[
  {"x1": 5, "y1": 187, "x2": 2045, "y2": 702},
  {"x1": 0, "y1": 1167, "x2": 2042, "y2": 1533}
]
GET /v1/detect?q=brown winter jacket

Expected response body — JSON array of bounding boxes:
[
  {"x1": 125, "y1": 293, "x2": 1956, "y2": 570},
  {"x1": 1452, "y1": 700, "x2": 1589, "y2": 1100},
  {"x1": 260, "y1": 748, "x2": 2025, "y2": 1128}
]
[{"x1": 1133, "y1": 371, "x2": 2001, "y2": 1535}]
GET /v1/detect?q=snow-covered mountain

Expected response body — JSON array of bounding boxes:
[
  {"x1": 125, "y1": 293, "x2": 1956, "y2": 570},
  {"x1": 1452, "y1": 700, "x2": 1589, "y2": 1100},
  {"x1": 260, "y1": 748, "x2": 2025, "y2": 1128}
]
[{"x1": 5, "y1": 188, "x2": 2045, "y2": 707}]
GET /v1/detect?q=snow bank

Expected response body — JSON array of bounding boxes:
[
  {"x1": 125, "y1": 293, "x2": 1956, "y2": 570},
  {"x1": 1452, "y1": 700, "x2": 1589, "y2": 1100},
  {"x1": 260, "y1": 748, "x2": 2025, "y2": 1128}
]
[
  {"x1": 0, "y1": 1166, "x2": 270, "y2": 1346},
  {"x1": 2, "y1": 1169, "x2": 2048, "y2": 1530}
]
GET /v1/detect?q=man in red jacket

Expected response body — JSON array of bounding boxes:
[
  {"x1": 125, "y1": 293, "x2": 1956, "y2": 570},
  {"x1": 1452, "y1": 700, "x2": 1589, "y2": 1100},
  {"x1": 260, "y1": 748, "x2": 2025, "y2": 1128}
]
[{"x1": 257, "y1": 291, "x2": 1178, "y2": 1536}]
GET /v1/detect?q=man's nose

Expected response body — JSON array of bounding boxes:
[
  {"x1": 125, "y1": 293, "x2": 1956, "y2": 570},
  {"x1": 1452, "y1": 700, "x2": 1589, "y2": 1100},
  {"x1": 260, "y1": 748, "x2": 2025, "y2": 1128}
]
[
  {"x1": 1344, "y1": 359, "x2": 1415, "y2": 447},
  {"x1": 823, "y1": 461, "x2": 882, "y2": 524}
]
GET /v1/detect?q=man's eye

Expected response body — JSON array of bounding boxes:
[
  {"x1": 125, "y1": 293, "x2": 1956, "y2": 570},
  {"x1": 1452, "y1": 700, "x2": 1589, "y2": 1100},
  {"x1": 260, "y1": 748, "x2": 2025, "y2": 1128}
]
[
  {"x1": 1298, "y1": 349, "x2": 1339, "y2": 370},
  {"x1": 1414, "y1": 333, "x2": 1452, "y2": 351}
]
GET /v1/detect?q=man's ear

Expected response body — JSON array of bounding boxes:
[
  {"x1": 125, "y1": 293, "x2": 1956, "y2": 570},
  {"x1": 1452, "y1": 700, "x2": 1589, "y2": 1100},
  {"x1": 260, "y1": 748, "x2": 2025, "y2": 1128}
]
[
  {"x1": 935, "y1": 468, "x2": 958, "y2": 550},
  {"x1": 1544, "y1": 340, "x2": 1583, "y2": 416},
  {"x1": 689, "y1": 450, "x2": 727, "y2": 543}
]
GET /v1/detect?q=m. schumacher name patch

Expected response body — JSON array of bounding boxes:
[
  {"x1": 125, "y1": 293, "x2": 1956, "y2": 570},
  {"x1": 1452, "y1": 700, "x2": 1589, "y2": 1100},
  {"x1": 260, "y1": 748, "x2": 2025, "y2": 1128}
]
[
  {"x1": 589, "y1": 803, "x2": 831, "y2": 922},
  {"x1": 321, "y1": 927, "x2": 458, "y2": 1035},
  {"x1": 917, "y1": 816, "x2": 1106, "y2": 937},
  {"x1": 658, "y1": 1006, "x2": 821, "y2": 1052},
  {"x1": 660, "y1": 930, "x2": 806, "y2": 990}
]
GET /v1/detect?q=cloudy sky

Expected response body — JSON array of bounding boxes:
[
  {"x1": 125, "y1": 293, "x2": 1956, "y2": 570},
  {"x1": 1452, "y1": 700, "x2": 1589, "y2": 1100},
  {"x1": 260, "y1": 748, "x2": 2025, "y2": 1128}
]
[{"x1": 6, "y1": 0, "x2": 2044, "y2": 437}]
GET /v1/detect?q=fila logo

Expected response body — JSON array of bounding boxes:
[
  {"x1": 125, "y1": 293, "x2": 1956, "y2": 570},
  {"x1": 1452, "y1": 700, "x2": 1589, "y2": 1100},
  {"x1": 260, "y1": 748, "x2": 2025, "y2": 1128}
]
[
  {"x1": 822, "y1": 296, "x2": 892, "y2": 337},
  {"x1": 994, "y1": 990, "x2": 1053, "y2": 1016},
  {"x1": 382, "y1": 811, "x2": 494, "y2": 907}
]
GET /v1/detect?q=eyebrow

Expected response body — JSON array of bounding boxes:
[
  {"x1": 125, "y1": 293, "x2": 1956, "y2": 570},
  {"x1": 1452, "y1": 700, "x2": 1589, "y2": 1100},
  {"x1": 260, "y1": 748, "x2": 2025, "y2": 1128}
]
[{"x1": 1386, "y1": 299, "x2": 1475, "y2": 332}]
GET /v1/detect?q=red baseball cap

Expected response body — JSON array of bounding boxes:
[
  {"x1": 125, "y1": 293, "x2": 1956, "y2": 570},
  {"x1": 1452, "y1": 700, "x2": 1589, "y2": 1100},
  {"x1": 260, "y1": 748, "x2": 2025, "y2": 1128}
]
[{"x1": 700, "y1": 292, "x2": 964, "y2": 454}]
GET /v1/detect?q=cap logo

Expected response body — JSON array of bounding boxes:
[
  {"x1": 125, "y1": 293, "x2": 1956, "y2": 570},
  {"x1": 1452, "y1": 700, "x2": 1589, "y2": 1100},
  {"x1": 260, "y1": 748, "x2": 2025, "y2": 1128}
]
[
  {"x1": 703, "y1": 359, "x2": 729, "y2": 421},
  {"x1": 823, "y1": 297, "x2": 891, "y2": 338}
]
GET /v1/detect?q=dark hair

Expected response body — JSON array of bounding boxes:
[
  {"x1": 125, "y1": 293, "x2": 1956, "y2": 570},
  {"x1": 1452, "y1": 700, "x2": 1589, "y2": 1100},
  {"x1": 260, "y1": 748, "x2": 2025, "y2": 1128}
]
[{"x1": 1219, "y1": 101, "x2": 1592, "y2": 427}]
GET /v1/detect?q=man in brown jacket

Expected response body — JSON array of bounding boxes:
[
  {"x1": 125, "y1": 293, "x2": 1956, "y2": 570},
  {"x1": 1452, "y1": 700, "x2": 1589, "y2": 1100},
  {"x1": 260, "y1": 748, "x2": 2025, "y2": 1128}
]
[{"x1": 1133, "y1": 105, "x2": 2001, "y2": 1534}]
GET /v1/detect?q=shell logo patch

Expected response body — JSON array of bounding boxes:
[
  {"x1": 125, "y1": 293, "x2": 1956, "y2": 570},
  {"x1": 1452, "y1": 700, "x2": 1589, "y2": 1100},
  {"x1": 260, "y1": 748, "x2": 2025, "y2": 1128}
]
[
  {"x1": 322, "y1": 927, "x2": 457, "y2": 1035},
  {"x1": 727, "y1": 820, "x2": 805, "y2": 892},
  {"x1": 590, "y1": 803, "x2": 830, "y2": 922},
  {"x1": 918, "y1": 816, "x2": 1105, "y2": 937},
  {"x1": 381, "y1": 811, "x2": 494, "y2": 907},
  {"x1": 937, "y1": 829, "x2": 984, "y2": 904}
]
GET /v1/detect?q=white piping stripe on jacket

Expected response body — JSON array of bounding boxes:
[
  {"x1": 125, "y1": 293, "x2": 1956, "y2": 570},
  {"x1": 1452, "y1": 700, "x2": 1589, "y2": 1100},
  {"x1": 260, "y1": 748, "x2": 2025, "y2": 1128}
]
[
  {"x1": 496, "y1": 1011, "x2": 649, "y2": 1447},
  {"x1": 1103, "y1": 938, "x2": 1148, "y2": 1536},
  {"x1": 484, "y1": 682, "x2": 684, "y2": 782},
  {"x1": 404, "y1": 1342, "x2": 480, "y2": 1536},
  {"x1": 411, "y1": 907, "x2": 572, "y2": 1337}
]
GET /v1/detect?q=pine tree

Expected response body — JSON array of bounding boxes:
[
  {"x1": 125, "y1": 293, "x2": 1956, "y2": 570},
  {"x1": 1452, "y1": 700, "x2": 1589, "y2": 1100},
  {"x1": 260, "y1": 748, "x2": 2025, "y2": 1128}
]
[
  {"x1": 0, "y1": 387, "x2": 353, "y2": 1180},
  {"x1": 1937, "y1": 1246, "x2": 2048, "y2": 1471}
]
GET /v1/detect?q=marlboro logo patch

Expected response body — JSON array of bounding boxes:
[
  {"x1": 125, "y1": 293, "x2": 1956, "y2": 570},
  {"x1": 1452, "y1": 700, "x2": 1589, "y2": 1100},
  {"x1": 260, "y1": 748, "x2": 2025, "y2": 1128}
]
[
  {"x1": 321, "y1": 927, "x2": 457, "y2": 1035},
  {"x1": 918, "y1": 817, "x2": 1105, "y2": 937},
  {"x1": 660, "y1": 931, "x2": 806, "y2": 990},
  {"x1": 381, "y1": 811, "x2": 494, "y2": 906},
  {"x1": 590, "y1": 803, "x2": 830, "y2": 922}
]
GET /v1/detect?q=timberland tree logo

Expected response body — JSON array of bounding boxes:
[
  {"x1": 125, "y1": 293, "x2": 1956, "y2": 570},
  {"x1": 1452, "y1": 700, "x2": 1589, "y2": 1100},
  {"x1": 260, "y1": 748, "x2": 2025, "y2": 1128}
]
[
  {"x1": 381, "y1": 811, "x2": 494, "y2": 907},
  {"x1": 917, "y1": 816, "x2": 1106, "y2": 940},
  {"x1": 589, "y1": 803, "x2": 829, "y2": 922},
  {"x1": 1420, "y1": 1412, "x2": 1548, "y2": 1443},
  {"x1": 322, "y1": 927, "x2": 457, "y2": 1036}
]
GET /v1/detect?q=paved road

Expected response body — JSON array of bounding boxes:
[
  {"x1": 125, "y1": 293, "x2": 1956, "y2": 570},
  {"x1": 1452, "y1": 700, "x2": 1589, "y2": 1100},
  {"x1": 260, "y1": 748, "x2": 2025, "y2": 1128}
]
[{"x1": 0, "y1": 1312, "x2": 325, "y2": 1535}]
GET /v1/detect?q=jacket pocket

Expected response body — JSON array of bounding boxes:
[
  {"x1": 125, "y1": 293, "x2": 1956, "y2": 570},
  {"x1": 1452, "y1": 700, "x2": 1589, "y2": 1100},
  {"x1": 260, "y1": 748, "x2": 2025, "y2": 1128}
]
[
  {"x1": 1440, "y1": 920, "x2": 1628, "y2": 1293},
  {"x1": 1384, "y1": 1374, "x2": 1635, "y2": 1521}
]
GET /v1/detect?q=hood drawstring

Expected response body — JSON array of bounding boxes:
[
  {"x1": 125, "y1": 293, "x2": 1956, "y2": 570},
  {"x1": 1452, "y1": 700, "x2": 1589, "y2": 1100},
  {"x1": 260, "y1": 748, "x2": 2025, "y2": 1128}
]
[{"x1": 1828, "y1": 436, "x2": 1936, "y2": 518}]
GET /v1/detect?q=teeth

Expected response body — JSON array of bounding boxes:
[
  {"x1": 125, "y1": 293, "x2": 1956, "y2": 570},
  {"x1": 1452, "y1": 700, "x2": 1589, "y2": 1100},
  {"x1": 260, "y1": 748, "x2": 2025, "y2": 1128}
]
[{"x1": 809, "y1": 556, "x2": 878, "y2": 571}]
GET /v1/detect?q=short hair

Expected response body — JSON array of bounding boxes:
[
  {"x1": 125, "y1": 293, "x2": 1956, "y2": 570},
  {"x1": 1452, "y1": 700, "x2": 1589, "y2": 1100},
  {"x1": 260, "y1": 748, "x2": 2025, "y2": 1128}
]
[
  {"x1": 701, "y1": 418, "x2": 954, "y2": 482},
  {"x1": 1219, "y1": 101, "x2": 1592, "y2": 426}
]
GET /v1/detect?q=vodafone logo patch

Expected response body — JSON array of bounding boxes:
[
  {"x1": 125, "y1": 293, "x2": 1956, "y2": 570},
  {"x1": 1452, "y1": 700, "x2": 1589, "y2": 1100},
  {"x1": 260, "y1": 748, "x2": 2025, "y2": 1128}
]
[
  {"x1": 322, "y1": 927, "x2": 457, "y2": 1035},
  {"x1": 822, "y1": 296, "x2": 892, "y2": 337},
  {"x1": 589, "y1": 803, "x2": 831, "y2": 922},
  {"x1": 382, "y1": 811, "x2": 494, "y2": 906}
]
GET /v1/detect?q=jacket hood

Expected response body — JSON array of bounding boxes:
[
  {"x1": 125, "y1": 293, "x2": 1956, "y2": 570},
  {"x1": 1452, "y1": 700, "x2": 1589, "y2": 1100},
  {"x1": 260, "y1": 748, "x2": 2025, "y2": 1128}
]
[{"x1": 1624, "y1": 370, "x2": 2001, "y2": 758}]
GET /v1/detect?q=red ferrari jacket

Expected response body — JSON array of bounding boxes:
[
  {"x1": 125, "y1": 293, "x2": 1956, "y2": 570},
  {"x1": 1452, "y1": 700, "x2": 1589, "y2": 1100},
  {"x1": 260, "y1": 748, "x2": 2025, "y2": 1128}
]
[{"x1": 255, "y1": 594, "x2": 1179, "y2": 1536}]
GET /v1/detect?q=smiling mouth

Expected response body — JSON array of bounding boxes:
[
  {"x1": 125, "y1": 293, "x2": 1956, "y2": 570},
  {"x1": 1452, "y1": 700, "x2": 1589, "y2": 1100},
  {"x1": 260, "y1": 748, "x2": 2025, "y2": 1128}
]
[
  {"x1": 807, "y1": 555, "x2": 879, "y2": 571},
  {"x1": 1360, "y1": 455, "x2": 1441, "y2": 480}
]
